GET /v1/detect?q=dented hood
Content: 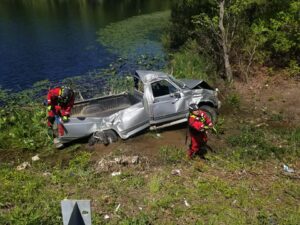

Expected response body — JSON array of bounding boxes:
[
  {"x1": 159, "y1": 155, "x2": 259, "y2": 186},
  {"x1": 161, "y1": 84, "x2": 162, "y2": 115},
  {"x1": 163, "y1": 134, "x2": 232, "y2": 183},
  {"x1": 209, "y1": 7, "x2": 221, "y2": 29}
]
[{"x1": 179, "y1": 79, "x2": 213, "y2": 90}]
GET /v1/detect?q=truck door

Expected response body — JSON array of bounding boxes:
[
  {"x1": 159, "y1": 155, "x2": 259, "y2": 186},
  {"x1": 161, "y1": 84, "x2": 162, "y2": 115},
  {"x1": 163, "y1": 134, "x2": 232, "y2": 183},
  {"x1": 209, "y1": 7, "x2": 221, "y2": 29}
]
[{"x1": 151, "y1": 80, "x2": 187, "y2": 123}]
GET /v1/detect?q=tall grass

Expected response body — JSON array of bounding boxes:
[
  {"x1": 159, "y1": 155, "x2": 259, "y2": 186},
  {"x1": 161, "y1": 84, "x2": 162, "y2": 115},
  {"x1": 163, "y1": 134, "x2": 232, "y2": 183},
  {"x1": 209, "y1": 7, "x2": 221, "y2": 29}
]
[{"x1": 168, "y1": 41, "x2": 216, "y2": 82}]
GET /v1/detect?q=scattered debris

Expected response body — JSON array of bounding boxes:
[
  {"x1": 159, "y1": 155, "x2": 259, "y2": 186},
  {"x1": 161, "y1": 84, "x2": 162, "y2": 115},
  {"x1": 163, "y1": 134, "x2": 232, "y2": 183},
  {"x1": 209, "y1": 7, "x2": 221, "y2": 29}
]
[
  {"x1": 255, "y1": 122, "x2": 268, "y2": 128},
  {"x1": 111, "y1": 171, "x2": 121, "y2": 177},
  {"x1": 16, "y1": 162, "x2": 30, "y2": 171},
  {"x1": 283, "y1": 164, "x2": 295, "y2": 173},
  {"x1": 171, "y1": 169, "x2": 181, "y2": 176},
  {"x1": 115, "y1": 204, "x2": 121, "y2": 212},
  {"x1": 138, "y1": 207, "x2": 143, "y2": 211},
  {"x1": 95, "y1": 155, "x2": 148, "y2": 173},
  {"x1": 104, "y1": 215, "x2": 110, "y2": 220},
  {"x1": 156, "y1": 133, "x2": 161, "y2": 137},
  {"x1": 184, "y1": 199, "x2": 190, "y2": 207},
  {"x1": 31, "y1": 155, "x2": 40, "y2": 162},
  {"x1": 114, "y1": 156, "x2": 139, "y2": 165}
]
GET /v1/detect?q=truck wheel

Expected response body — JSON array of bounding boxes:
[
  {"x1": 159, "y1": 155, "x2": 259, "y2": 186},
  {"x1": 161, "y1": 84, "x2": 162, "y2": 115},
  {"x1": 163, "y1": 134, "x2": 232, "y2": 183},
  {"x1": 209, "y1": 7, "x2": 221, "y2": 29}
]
[
  {"x1": 198, "y1": 105, "x2": 217, "y2": 124},
  {"x1": 88, "y1": 135, "x2": 97, "y2": 146},
  {"x1": 104, "y1": 130, "x2": 118, "y2": 144},
  {"x1": 93, "y1": 131, "x2": 109, "y2": 145}
]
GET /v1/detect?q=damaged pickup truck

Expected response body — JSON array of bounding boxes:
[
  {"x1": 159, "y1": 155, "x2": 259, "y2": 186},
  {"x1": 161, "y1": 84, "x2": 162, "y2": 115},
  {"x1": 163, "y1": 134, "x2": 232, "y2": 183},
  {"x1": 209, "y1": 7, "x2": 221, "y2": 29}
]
[{"x1": 55, "y1": 70, "x2": 221, "y2": 147}]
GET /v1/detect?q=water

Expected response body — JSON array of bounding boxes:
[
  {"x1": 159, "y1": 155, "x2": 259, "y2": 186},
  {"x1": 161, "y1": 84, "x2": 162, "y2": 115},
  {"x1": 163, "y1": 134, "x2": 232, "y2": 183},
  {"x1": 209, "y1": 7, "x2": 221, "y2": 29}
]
[{"x1": 0, "y1": 0, "x2": 171, "y2": 91}]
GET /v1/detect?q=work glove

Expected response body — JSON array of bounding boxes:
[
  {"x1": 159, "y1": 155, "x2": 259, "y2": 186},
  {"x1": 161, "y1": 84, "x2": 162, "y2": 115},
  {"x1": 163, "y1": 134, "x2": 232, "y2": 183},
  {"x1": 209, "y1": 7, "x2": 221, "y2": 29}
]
[
  {"x1": 47, "y1": 105, "x2": 52, "y2": 111},
  {"x1": 62, "y1": 116, "x2": 69, "y2": 122}
]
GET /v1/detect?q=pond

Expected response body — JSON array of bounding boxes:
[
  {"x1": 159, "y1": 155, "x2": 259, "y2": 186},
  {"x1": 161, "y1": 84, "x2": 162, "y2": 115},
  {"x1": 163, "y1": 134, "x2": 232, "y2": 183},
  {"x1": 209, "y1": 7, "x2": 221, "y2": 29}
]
[{"x1": 0, "y1": 0, "x2": 171, "y2": 90}]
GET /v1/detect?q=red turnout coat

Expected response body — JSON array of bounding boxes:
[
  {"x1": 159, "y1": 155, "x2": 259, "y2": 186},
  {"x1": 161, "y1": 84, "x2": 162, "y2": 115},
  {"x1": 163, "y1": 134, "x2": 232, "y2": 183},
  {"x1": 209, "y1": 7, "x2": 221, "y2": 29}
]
[
  {"x1": 188, "y1": 110, "x2": 213, "y2": 157},
  {"x1": 47, "y1": 87, "x2": 74, "y2": 135}
]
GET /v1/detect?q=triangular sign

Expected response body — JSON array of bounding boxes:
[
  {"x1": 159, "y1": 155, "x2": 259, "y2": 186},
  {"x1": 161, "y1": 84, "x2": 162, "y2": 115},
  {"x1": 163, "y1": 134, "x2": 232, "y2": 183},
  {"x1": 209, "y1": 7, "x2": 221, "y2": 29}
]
[{"x1": 68, "y1": 202, "x2": 86, "y2": 225}]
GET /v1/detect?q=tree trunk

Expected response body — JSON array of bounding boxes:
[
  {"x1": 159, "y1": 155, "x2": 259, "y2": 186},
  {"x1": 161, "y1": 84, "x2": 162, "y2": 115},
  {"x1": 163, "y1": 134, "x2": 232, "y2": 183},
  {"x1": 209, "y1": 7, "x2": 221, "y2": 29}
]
[{"x1": 218, "y1": 0, "x2": 233, "y2": 82}]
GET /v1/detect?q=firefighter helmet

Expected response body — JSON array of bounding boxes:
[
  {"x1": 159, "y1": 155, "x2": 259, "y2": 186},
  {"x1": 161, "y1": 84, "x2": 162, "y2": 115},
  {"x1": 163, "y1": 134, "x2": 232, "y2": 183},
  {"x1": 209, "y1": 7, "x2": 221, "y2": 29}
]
[{"x1": 59, "y1": 86, "x2": 73, "y2": 104}]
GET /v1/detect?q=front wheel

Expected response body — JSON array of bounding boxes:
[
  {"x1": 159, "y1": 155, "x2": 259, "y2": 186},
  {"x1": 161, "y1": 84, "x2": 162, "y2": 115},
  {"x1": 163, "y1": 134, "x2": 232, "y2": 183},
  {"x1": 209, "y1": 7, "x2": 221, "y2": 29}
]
[{"x1": 198, "y1": 105, "x2": 217, "y2": 125}]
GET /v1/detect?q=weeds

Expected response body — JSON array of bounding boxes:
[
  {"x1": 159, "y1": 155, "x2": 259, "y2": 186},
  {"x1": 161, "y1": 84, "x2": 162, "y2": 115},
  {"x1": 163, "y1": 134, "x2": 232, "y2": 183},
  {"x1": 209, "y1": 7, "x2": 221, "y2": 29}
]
[
  {"x1": 226, "y1": 92, "x2": 241, "y2": 109},
  {"x1": 149, "y1": 175, "x2": 162, "y2": 193},
  {"x1": 0, "y1": 103, "x2": 51, "y2": 151},
  {"x1": 227, "y1": 125, "x2": 300, "y2": 161},
  {"x1": 159, "y1": 145, "x2": 185, "y2": 164}
]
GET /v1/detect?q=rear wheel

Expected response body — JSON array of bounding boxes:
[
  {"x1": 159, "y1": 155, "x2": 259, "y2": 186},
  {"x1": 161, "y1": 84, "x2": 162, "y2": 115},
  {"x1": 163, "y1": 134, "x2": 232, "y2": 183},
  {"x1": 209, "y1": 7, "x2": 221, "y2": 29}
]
[
  {"x1": 198, "y1": 105, "x2": 217, "y2": 124},
  {"x1": 104, "y1": 130, "x2": 118, "y2": 144}
]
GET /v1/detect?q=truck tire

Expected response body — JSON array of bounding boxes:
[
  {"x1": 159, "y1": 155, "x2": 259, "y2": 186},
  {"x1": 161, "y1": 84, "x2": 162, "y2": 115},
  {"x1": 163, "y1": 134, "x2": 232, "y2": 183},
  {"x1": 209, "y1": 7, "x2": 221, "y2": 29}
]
[
  {"x1": 93, "y1": 131, "x2": 109, "y2": 145},
  {"x1": 198, "y1": 105, "x2": 217, "y2": 124},
  {"x1": 104, "y1": 130, "x2": 118, "y2": 144},
  {"x1": 88, "y1": 135, "x2": 97, "y2": 146}
]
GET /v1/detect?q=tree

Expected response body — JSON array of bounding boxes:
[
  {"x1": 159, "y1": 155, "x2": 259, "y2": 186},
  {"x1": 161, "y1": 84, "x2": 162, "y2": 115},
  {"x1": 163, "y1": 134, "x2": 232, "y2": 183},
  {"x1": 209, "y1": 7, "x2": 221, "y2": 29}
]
[{"x1": 169, "y1": 0, "x2": 300, "y2": 80}]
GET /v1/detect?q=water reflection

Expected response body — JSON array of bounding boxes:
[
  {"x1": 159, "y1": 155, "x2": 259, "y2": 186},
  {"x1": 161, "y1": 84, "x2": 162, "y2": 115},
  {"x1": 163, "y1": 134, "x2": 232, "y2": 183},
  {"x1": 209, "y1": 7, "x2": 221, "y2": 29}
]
[{"x1": 0, "y1": 0, "x2": 171, "y2": 90}]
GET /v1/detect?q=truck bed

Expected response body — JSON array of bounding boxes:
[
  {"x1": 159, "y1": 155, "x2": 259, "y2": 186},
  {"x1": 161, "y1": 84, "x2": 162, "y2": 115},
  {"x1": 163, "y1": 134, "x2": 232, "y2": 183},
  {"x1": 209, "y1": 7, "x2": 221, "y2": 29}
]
[{"x1": 71, "y1": 92, "x2": 142, "y2": 118}]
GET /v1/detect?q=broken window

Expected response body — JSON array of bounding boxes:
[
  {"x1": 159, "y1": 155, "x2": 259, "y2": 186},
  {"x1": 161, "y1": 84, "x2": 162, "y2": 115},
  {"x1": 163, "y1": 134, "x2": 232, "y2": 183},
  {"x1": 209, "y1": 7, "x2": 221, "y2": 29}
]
[{"x1": 151, "y1": 80, "x2": 177, "y2": 98}]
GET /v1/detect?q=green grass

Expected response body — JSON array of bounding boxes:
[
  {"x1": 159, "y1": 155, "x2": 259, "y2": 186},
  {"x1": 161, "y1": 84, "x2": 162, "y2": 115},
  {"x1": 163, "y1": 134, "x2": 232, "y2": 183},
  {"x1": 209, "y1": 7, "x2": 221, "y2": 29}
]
[
  {"x1": 226, "y1": 92, "x2": 241, "y2": 109},
  {"x1": 159, "y1": 145, "x2": 185, "y2": 164},
  {"x1": 0, "y1": 144, "x2": 299, "y2": 224},
  {"x1": 226, "y1": 125, "x2": 299, "y2": 161}
]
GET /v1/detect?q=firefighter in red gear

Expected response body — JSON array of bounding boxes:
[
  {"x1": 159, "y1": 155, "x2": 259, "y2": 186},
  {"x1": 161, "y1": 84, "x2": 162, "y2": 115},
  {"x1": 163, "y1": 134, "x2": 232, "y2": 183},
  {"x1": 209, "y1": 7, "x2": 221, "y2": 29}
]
[
  {"x1": 188, "y1": 103, "x2": 213, "y2": 159},
  {"x1": 47, "y1": 86, "x2": 74, "y2": 137}
]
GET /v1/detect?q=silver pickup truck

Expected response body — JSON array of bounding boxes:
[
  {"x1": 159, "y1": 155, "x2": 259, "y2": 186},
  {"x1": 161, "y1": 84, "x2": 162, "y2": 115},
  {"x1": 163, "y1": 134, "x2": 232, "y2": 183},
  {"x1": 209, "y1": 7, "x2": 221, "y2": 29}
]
[{"x1": 56, "y1": 70, "x2": 221, "y2": 147}]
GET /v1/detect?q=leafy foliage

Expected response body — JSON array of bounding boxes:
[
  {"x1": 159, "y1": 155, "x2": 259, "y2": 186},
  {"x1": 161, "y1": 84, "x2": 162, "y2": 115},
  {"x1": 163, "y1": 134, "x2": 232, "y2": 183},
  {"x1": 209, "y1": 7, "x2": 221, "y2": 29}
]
[
  {"x1": 169, "y1": 40, "x2": 215, "y2": 81},
  {"x1": 169, "y1": 0, "x2": 300, "y2": 79},
  {"x1": 0, "y1": 103, "x2": 51, "y2": 150}
]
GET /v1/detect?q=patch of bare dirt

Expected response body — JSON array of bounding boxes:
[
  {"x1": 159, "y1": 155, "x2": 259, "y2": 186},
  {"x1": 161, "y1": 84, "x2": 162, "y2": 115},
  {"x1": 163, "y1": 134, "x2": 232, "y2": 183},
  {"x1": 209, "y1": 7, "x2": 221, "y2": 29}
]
[
  {"x1": 234, "y1": 72, "x2": 300, "y2": 123},
  {"x1": 90, "y1": 124, "x2": 189, "y2": 164}
]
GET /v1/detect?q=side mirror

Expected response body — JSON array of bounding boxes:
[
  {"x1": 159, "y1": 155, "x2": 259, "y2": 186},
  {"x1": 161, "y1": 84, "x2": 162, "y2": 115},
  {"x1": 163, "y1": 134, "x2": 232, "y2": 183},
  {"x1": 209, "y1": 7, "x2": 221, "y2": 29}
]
[{"x1": 173, "y1": 92, "x2": 181, "y2": 99}]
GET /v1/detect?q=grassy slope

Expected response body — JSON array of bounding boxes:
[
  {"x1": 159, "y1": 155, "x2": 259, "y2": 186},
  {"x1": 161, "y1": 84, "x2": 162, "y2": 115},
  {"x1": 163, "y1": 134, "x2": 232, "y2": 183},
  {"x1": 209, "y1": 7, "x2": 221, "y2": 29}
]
[{"x1": 0, "y1": 91, "x2": 299, "y2": 224}]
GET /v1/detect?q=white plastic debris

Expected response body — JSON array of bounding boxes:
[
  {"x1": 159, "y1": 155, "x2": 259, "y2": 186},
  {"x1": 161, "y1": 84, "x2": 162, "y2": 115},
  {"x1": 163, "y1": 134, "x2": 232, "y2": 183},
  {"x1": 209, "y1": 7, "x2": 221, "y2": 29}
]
[
  {"x1": 16, "y1": 162, "x2": 31, "y2": 171},
  {"x1": 138, "y1": 207, "x2": 143, "y2": 211},
  {"x1": 104, "y1": 215, "x2": 110, "y2": 220},
  {"x1": 131, "y1": 156, "x2": 139, "y2": 164},
  {"x1": 111, "y1": 171, "x2": 121, "y2": 177},
  {"x1": 171, "y1": 169, "x2": 181, "y2": 176},
  {"x1": 184, "y1": 199, "x2": 190, "y2": 207},
  {"x1": 31, "y1": 155, "x2": 40, "y2": 162},
  {"x1": 115, "y1": 204, "x2": 121, "y2": 212},
  {"x1": 283, "y1": 164, "x2": 295, "y2": 173},
  {"x1": 156, "y1": 133, "x2": 161, "y2": 137}
]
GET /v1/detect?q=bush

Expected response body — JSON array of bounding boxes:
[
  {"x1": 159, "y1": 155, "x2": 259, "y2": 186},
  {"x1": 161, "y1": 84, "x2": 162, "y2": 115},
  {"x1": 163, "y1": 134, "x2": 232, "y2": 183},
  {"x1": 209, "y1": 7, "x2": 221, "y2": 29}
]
[
  {"x1": 0, "y1": 104, "x2": 51, "y2": 151},
  {"x1": 169, "y1": 41, "x2": 216, "y2": 82}
]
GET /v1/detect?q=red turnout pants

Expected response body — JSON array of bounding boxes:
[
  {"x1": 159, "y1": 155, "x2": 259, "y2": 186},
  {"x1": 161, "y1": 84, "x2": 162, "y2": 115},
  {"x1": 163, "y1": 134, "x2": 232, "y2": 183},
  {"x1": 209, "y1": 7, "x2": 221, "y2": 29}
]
[{"x1": 188, "y1": 132, "x2": 207, "y2": 158}]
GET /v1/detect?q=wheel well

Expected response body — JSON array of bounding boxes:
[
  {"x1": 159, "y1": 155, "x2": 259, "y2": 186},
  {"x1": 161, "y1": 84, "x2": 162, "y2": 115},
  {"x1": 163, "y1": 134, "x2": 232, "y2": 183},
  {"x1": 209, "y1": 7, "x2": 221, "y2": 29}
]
[
  {"x1": 198, "y1": 101, "x2": 215, "y2": 109},
  {"x1": 103, "y1": 129, "x2": 118, "y2": 137}
]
